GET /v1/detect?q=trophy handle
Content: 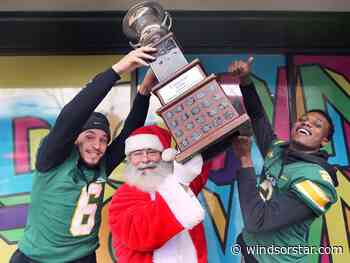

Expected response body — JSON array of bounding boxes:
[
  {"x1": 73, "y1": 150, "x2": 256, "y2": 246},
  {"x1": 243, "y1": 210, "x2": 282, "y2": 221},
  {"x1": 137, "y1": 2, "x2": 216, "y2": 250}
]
[
  {"x1": 129, "y1": 40, "x2": 142, "y2": 49},
  {"x1": 162, "y1": 11, "x2": 172, "y2": 31}
]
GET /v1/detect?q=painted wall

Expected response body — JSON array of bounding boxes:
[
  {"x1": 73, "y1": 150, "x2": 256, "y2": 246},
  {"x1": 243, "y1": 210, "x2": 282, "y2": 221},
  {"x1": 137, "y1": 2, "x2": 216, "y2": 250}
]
[{"x1": 0, "y1": 54, "x2": 349, "y2": 262}]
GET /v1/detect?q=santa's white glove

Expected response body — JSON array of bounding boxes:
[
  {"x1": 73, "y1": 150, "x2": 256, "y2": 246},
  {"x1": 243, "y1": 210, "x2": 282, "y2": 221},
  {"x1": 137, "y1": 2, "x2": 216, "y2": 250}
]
[{"x1": 173, "y1": 154, "x2": 203, "y2": 186}]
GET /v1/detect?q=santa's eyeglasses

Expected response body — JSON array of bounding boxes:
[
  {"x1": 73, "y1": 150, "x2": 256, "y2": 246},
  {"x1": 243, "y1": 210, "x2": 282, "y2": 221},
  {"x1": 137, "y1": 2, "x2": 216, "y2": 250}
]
[{"x1": 129, "y1": 149, "x2": 161, "y2": 159}]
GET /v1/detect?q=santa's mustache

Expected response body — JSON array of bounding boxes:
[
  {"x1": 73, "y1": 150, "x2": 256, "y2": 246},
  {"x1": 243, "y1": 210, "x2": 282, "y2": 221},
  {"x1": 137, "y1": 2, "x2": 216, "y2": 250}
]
[{"x1": 136, "y1": 162, "x2": 158, "y2": 170}]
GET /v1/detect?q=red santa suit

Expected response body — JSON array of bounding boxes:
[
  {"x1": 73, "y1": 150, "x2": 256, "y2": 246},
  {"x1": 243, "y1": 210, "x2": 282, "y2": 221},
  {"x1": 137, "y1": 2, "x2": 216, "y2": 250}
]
[{"x1": 109, "y1": 160, "x2": 210, "y2": 263}]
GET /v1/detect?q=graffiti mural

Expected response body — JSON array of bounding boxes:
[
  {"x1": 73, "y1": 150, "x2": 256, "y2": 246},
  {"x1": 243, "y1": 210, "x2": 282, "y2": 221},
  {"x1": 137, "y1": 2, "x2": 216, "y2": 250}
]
[
  {"x1": 0, "y1": 54, "x2": 349, "y2": 263},
  {"x1": 0, "y1": 91, "x2": 57, "y2": 260}
]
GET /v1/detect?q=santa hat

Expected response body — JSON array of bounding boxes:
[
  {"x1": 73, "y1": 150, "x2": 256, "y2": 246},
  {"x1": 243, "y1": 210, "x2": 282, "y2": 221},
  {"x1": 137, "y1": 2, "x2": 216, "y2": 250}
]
[{"x1": 125, "y1": 125, "x2": 177, "y2": 162}]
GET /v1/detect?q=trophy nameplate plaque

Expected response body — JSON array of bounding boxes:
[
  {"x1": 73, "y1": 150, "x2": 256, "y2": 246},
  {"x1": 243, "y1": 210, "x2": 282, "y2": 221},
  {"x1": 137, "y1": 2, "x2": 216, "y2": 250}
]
[{"x1": 152, "y1": 58, "x2": 206, "y2": 104}]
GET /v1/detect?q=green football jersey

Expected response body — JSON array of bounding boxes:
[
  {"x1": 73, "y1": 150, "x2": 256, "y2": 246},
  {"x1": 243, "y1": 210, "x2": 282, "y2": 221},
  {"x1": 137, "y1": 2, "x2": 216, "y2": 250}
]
[
  {"x1": 19, "y1": 148, "x2": 107, "y2": 262},
  {"x1": 243, "y1": 140, "x2": 337, "y2": 263}
]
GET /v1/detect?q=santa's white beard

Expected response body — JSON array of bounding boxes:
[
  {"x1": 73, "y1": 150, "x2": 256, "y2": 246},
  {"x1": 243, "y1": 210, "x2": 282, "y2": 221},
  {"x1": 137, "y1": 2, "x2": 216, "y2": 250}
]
[{"x1": 124, "y1": 160, "x2": 174, "y2": 193}]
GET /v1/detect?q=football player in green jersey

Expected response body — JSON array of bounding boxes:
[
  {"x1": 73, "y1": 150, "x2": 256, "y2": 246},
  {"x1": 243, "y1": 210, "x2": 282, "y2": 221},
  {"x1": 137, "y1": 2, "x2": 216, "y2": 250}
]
[
  {"x1": 228, "y1": 58, "x2": 338, "y2": 263},
  {"x1": 10, "y1": 46, "x2": 158, "y2": 263}
]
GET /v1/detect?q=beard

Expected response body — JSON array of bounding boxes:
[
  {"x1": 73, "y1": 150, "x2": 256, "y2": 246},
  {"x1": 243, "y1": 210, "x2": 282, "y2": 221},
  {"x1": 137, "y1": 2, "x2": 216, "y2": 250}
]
[{"x1": 123, "y1": 160, "x2": 174, "y2": 193}]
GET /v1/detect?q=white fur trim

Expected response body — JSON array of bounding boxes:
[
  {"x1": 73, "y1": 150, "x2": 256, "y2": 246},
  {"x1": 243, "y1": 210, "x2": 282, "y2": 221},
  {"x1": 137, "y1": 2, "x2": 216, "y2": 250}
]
[
  {"x1": 153, "y1": 230, "x2": 197, "y2": 263},
  {"x1": 162, "y1": 148, "x2": 177, "y2": 162},
  {"x1": 157, "y1": 175, "x2": 205, "y2": 229},
  {"x1": 125, "y1": 134, "x2": 164, "y2": 155}
]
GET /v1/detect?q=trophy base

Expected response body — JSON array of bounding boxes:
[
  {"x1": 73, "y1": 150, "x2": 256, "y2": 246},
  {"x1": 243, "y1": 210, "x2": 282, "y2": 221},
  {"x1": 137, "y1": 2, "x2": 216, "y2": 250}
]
[{"x1": 155, "y1": 70, "x2": 251, "y2": 163}]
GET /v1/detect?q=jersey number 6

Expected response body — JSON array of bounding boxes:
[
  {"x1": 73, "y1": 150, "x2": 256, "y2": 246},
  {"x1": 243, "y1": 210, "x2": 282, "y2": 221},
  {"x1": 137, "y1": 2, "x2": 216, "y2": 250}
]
[{"x1": 70, "y1": 183, "x2": 103, "y2": 236}]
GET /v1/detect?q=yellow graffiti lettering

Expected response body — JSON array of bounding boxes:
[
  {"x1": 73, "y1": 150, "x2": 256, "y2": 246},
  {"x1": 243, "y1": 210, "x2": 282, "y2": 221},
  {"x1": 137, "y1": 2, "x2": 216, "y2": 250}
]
[{"x1": 324, "y1": 170, "x2": 350, "y2": 262}]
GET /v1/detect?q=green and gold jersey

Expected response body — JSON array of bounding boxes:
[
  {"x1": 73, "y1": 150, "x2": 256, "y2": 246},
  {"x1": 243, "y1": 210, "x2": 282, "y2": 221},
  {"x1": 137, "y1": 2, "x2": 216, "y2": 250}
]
[
  {"x1": 19, "y1": 149, "x2": 107, "y2": 262},
  {"x1": 243, "y1": 140, "x2": 337, "y2": 263}
]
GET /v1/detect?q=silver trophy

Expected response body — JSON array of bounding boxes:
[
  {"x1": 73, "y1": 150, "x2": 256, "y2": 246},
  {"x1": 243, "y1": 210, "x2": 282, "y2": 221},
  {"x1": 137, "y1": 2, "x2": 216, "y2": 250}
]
[
  {"x1": 123, "y1": 1, "x2": 251, "y2": 162},
  {"x1": 123, "y1": 1, "x2": 188, "y2": 81}
]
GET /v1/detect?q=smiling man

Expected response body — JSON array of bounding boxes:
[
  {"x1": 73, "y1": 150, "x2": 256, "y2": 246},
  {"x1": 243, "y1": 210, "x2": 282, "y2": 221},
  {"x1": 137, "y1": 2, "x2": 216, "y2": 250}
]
[
  {"x1": 290, "y1": 110, "x2": 333, "y2": 152},
  {"x1": 10, "y1": 46, "x2": 158, "y2": 263},
  {"x1": 228, "y1": 58, "x2": 338, "y2": 263}
]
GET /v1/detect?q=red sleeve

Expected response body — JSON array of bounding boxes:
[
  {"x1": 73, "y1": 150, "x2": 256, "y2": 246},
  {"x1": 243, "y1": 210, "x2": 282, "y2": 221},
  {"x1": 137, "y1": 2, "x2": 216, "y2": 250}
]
[
  {"x1": 190, "y1": 161, "x2": 212, "y2": 196},
  {"x1": 108, "y1": 184, "x2": 184, "y2": 252}
]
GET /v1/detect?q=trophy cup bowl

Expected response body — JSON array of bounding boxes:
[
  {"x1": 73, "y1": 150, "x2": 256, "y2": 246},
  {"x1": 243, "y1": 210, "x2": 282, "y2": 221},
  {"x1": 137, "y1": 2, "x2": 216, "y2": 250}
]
[{"x1": 122, "y1": 1, "x2": 172, "y2": 47}]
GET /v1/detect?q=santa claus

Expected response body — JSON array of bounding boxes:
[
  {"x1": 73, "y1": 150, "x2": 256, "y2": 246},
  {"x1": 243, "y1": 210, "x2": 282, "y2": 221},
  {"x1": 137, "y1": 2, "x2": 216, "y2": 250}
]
[{"x1": 108, "y1": 125, "x2": 211, "y2": 263}]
